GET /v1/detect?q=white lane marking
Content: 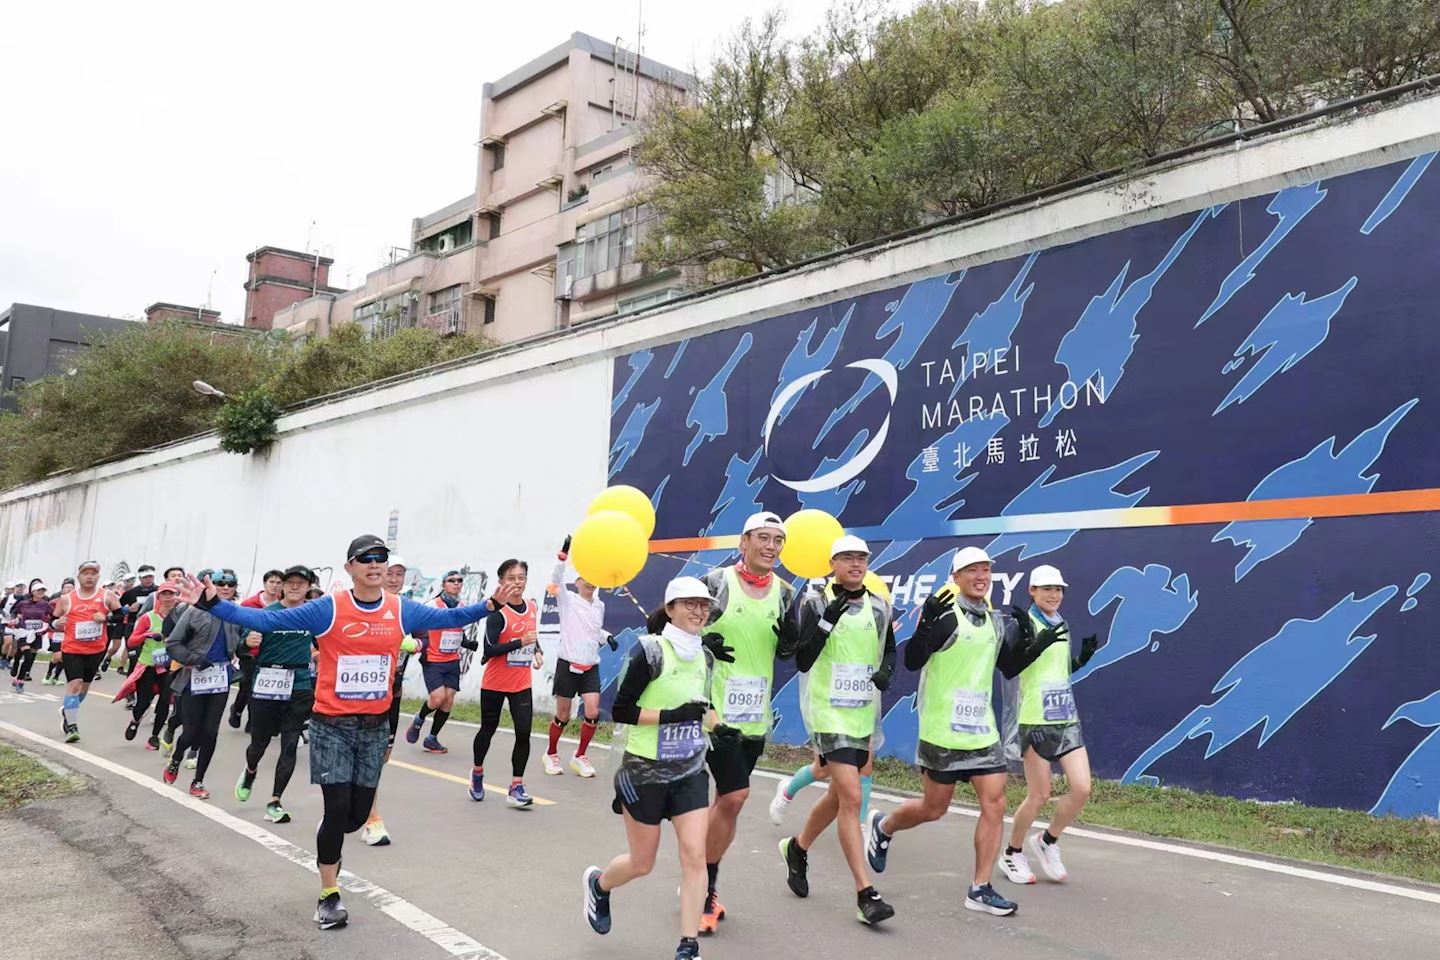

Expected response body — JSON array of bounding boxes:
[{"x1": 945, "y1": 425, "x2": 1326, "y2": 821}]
[
  {"x1": 403, "y1": 712, "x2": 1440, "y2": 907},
  {"x1": 0, "y1": 720, "x2": 509, "y2": 959}
]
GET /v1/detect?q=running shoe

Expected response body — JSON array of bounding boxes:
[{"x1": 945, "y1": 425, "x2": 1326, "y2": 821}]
[
  {"x1": 228, "y1": 710, "x2": 242, "y2": 730},
  {"x1": 856, "y1": 886, "x2": 895, "y2": 925},
  {"x1": 768, "y1": 778, "x2": 792, "y2": 825},
  {"x1": 161, "y1": 731, "x2": 175, "y2": 756},
  {"x1": 1025, "y1": 832, "x2": 1068, "y2": 882},
  {"x1": 998, "y1": 848, "x2": 1036, "y2": 885},
  {"x1": 124, "y1": 695, "x2": 136, "y2": 708},
  {"x1": 779, "y1": 836, "x2": 808, "y2": 898},
  {"x1": 865, "y1": 809, "x2": 891, "y2": 874},
  {"x1": 582, "y1": 865, "x2": 611, "y2": 935},
  {"x1": 964, "y1": 883, "x2": 1018, "y2": 916},
  {"x1": 361, "y1": 821, "x2": 391, "y2": 846},
  {"x1": 422, "y1": 735, "x2": 447, "y2": 754},
  {"x1": 468, "y1": 770, "x2": 485, "y2": 802},
  {"x1": 124, "y1": 720, "x2": 139, "y2": 741},
  {"x1": 235, "y1": 768, "x2": 255, "y2": 802},
  {"x1": 10, "y1": 679, "x2": 22, "y2": 693},
  {"x1": 64, "y1": 723, "x2": 80, "y2": 744},
  {"x1": 675, "y1": 936, "x2": 701, "y2": 960},
  {"x1": 698, "y1": 890, "x2": 725, "y2": 934},
  {"x1": 265, "y1": 801, "x2": 291, "y2": 824},
  {"x1": 404, "y1": 714, "x2": 423, "y2": 744},
  {"x1": 570, "y1": 755, "x2": 597, "y2": 778},
  {"x1": 163, "y1": 761, "x2": 179, "y2": 785},
  {"x1": 183, "y1": 753, "x2": 198, "y2": 770},
  {"x1": 314, "y1": 891, "x2": 348, "y2": 930},
  {"x1": 189, "y1": 782, "x2": 211, "y2": 800},
  {"x1": 145, "y1": 735, "x2": 160, "y2": 751},
  {"x1": 542, "y1": 753, "x2": 563, "y2": 776},
  {"x1": 506, "y1": 782, "x2": 534, "y2": 808}
]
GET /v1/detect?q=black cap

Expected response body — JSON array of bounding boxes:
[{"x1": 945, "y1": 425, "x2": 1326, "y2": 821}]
[
  {"x1": 346, "y1": 534, "x2": 388, "y2": 561},
  {"x1": 283, "y1": 564, "x2": 317, "y2": 584}
]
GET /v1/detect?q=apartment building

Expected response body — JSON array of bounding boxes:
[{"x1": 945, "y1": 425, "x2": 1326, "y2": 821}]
[{"x1": 272, "y1": 32, "x2": 694, "y2": 343}]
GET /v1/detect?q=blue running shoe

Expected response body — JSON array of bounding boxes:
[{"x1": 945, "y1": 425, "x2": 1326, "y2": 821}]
[
  {"x1": 507, "y1": 781, "x2": 534, "y2": 808},
  {"x1": 582, "y1": 866, "x2": 611, "y2": 935},
  {"x1": 866, "y1": 809, "x2": 891, "y2": 874},
  {"x1": 965, "y1": 883, "x2": 1018, "y2": 916},
  {"x1": 422, "y1": 735, "x2": 447, "y2": 754},
  {"x1": 404, "y1": 714, "x2": 423, "y2": 744},
  {"x1": 468, "y1": 769, "x2": 485, "y2": 802}
]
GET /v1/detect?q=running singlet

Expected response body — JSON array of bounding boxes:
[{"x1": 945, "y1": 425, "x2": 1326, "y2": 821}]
[
  {"x1": 425, "y1": 595, "x2": 462, "y2": 664},
  {"x1": 483, "y1": 602, "x2": 535, "y2": 694},
  {"x1": 62, "y1": 589, "x2": 111, "y2": 655},
  {"x1": 312, "y1": 591, "x2": 405, "y2": 717}
]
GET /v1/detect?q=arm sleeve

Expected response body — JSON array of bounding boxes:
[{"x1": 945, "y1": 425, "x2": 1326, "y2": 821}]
[
  {"x1": 774, "y1": 582, "x2": 799, "y2": 661},
  {"x1": 996, "y1": 615, "x2": 1050, "y2": 679},
  {"x1": 482, "y1": 609, "x2": 522, "y2": 661},
  {"x1": 905, "y1": 617, "x2": 942, "y2": 671},
  {"x1": 880, "y1": 620, "x2": 897, "y2": 675},
  {"x1": 400, "y1": 597, "x2": 492, "y2": 633},
  {"x1": 794, "y1": 598, "x2": 829, "y2": 673},
  {"x1": 203, "y1": 597, "x2": 334, "y2": 634},
  {"x1": 609, "y1": 643, "x2": 658, "y2": 725},
  {"x1": 127, "y1": 617, "x2": 151, "y2": 650}
]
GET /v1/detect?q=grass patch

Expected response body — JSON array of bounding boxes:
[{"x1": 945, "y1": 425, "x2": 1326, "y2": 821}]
[
  {"x1": 402, "y1": 699, "x2": 1440, "y2": 884},
  {"x1": 0, "y1": 745, "x2": 80, "y2": 811}
]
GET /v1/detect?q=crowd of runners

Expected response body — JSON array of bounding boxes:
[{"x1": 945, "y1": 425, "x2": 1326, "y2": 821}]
[{"x1": 3, "y1": 512, "x2": 1100, "y2": 960}]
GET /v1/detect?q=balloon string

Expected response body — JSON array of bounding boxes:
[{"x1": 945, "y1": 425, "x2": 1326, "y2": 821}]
[{"x1": 612, "y1": 585, "x2": 651, "y2": 620}]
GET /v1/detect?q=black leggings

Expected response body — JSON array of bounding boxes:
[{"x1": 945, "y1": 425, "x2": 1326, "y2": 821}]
[
  {"x1": 130, "y1": 668, "x2": 172, "y2": 736},
  {"x1": 473, "y1": 688, "x2": 533, "y2": 776},
  {"x1": 245, "y1": 692, "x2": 313, "y2": 800},
  {"x1": 173, "y1": 690, "x2": 227, "y2": 781},
  {"x1": 10, "y1": 649, "x2": 36, "y2": 679},
  {"x1": 231, "y1": 657, "x2": 256, "y2": 720},
  {"x1": 317, "y1": 782, "x2": 377, "y2": 865}
]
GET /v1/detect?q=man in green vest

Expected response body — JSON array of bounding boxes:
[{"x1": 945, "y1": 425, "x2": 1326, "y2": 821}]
[
  {"x1": 779, "y1": 535, "x2": 897, "y2": 925},
  {"x1": 864, "y1": 546, "x2": 1068, "y2": 917},
  {"x1": 697, "y1": 510, "x2": 799, "y2": 934}
]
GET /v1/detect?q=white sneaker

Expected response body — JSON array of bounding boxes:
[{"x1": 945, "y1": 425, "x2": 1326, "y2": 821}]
[
  {"x1": 569, "y1": 755, "x2": 596, "y2": 778},
  {"x1": 1025, "y1": 831, "x2": 1068, "y2": 882},
  {"x1": 183, "y1": 755, "x2": 198, "y2": 770},
  {"x1": 768, "y1": 778, "x2": 792, "y2": 826},
  {"x1": 998, "y1": 849, "x2": 1036, "y2": 885},
  {"x1": 543, "y1": 753, "x2": 564, "y2": 776},
  {"x1": 361, "y1": 821, "x2": 391, "y2": 846}
]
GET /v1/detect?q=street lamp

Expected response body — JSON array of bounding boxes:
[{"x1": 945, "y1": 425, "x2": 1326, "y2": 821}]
[{"x1": 192, "y1": 380, "x2": 228, "y2": 400}]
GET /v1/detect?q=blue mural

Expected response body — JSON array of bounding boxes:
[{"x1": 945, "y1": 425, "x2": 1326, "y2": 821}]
[{"x1": 605, "y1": 151, "x2": 1440, "y2": 813}]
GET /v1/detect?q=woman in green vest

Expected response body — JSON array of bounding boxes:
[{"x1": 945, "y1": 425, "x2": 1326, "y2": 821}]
[
  {"x1": 999, "y1": 564, "x2": 1099, "y2": 887},
  {"x1": 865, "y1": 546, "x2": 1069, "y2": 918},
  {"x1": 123, "y1": 580, "x2": 181, "y2": 749},
  {"x1": 583, "y1": 576, "x2": 717, "y2": 960},
  {"x1": 778, "y1": 535, "x2": 897, "y2": 926}
]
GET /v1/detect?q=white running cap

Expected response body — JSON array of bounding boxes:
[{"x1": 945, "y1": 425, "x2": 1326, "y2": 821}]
[
  {"x1": 664, "y1": 576, "x2": 713, "y2": 605},
  {"x1": 387, "y1": 555, "x2": 407, "y2": 570},
  {"x1": 952, "y1": 546, "x2": 993, "y2": 572},
  {"x1": 830, "y1": 535, "x2": 870, "y2": 558},
  {"x1": 1029, "y1": 564, "x2": 1068, "y2": 588},
  {"x1": 742, "y1": 511, "x2": 786, "y2": 535}
]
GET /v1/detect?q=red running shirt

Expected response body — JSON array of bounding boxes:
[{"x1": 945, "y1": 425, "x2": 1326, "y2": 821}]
[
  {"x1": 312, "y1": 591, "x2": 404, "y2": 717},
  {"x1": 63, "y1": 589, "x2": 110, "y2": 655},
  {"x1": 482, "y1": 602, "x2": 536, "y2": 693}
]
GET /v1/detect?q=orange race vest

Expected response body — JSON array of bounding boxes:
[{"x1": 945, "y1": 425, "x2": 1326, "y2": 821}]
[
  {"x1": 425, "y1": 595, "x2": 463, "y2": 664},
  {"x1": 63, "y1": 589, "x2": 110, "y2": 655},
  {"x1": 313, "y1": 591, "x2": 404, "y2": 717},
  {"x1": 482, "y1": 601, "x2": 536, "y2": 693}
]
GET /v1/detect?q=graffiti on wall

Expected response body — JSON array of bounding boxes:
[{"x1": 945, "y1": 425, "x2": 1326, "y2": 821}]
[{"x1": 604, "y1": 151, "x2": 1440, "y2": 814}]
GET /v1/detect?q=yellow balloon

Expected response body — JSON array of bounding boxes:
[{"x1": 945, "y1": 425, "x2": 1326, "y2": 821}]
[
  {"x1": 863, "y1": 571, "x2": 891, "y2": 602},
  {"x1": 779, "y1": 509, "x2": 844, "y2": 578},
  {"x1": 570, "y1": 510, "x2": 648, "y2": 588},
  {"x1": 587, "y1": 485, "x2": 656, "y2": 539}
]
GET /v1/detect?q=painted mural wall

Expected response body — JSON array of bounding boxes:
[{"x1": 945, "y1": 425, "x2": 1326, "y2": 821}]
[{"x1": 605, "y1": 151, "x2": 1440, "y2": 816}]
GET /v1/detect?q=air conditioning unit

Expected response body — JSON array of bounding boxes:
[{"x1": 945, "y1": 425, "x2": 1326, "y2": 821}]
[{"x1": 439, "y1": 235, "x2": 455, "y2": 253}]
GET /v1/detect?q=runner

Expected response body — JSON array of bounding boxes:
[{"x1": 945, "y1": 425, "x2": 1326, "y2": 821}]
[
  {"x1": 235, "y1": 565, "x2": 318, "y2": 823},
  {"x1": 8, "y1": 580, "x2": 53, "y2": 692},
  {"x1": 362, "y1": 554, "x2": 412, "y2": 847},
  {"x1": 138, "y1": 566, "x2": 186, "y2": 617},
  {"x1": 182, "y1": 534, "x2": 496, "y2": 929},
  {"x1": 470, "y1": 559, "x2": 541, "y2": 807},
  {"x1": 998, "y1": 564, "x2": 1099, "y2": 886},
  {"x1": 0, "y1": 581, "x2": 20, "y2": 673},
  {"x1": 778, "y1": 536, "x2": 896, "y2": 925},
  {"x1": 242, "y1": 570, "x2": 284, "y2": 609},
  {"x1": 124, "y1": 580, "x2": 181, "y2": 748},
  {"x1": 696, "y1": 510, "x2": 798, "y2": 933},
  {"x1": 48, "y1": 561, "x2": 121, "y2": 742},
  {"x1": 864, "y1": 547, "x2": 1068, "y2": 917},
  {"x1": 544, "y1": 535, "x2": 614, "y2": 777},
  {"x1": 117, "y1": 566, "x2": 157, "y2": 679},
  {"x1": 582, "y1": 576, "x2": 716, "y2": 960},
  {"x1": 229, "y1": 570, "x2": 281, "y2": 731},
  {"x1": 404, "y1": 569, "x2": 468, "y2": 754},
  {"x1": 101, "y1": 577, "x2": 127, "y2": 675},
  {"x1": 162, "y1": 570, "x2": 246, "y2": 797}
]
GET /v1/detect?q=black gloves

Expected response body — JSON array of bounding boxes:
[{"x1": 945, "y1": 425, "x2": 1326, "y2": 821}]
[
  {"x1": 460, "y1": 637, "x2": 479, "y2": 651},
  {"x1": 1034, "y1": 622, "x2": 1069, "y2": 651},
  {"x1": 560, "y1": 535, "x2": 572, "y2": 558},
  {"x1": 1075, "y1": 634, "x2": 1098, "y2": 669},
  {"x1": 1010, "y1": 605, "x2": 1035, "y2": 643},
  {"x1": 915, "y1": 594, "x2": 959, "y2": 650},
  {"x1": 870, "y1": 665, "x2": 892, "y2": 692},
  {"x1": 659, "y1": 702, "x2": 708, "y2": 725},
  {"x1": 702, "y1": 632, "x2": 736, "y2": 663},
  {"x1": 605, "y1": 632, "x2": 618, "y2": 651},
  {"x1": 710, "y1": 724, "x2": 744, "y2": 748}
]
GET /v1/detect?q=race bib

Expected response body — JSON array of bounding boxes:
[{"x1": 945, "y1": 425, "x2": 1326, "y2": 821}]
[
  {"x1": 24, "y1": 620, "x2": 43, "y2": 631},
  {"x1": 658, "y1": 720, "x2": 705, "y2": 761},
  {"x1": 829, "y1": 663, "x2": 874, "y2": 708},
  {"x1": 950, "y1": 688, "x2": 991, "y2": 735},
  {"x1": 507, "y1": 645, "x2": 535, "y2": 667},
  {"x1": 253, "y1": 666, "x2": 295, "y2": 701},
  {"x1": 438, "y1": 629, "x2": 463, "y2": 654},
  {"x1": 335, "y1": 654, "x2": 389, "y2": 700},
  {"x1": 75, "y1": 621, "x2": 103, "y2": 641},
  {"x1": 1041, "y1": 682, "x2": 1076, "y2": 722},
  {"x1": 722, "y1": 675, "x2": 767, "y2": 724},
  {"x1": 150, "y1": 649, "x2": 171, "y2": 668},
  {"x1": 191, "y1": 663, "x2": 229, "y2": 694}
]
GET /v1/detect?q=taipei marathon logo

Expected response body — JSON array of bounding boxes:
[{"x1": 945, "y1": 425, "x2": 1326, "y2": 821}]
[{"x1": 762, "y1": 359, "x2": 898, "y2": 493}]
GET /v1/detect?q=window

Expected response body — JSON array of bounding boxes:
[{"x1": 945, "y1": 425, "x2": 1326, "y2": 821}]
[
  {"x1": 354, "y1": 294, "x2": 413, "y2": 339},
  {"x1": 428, "y1": 285, "x2": 462, "y2": 319},
  {"x1": 575, "y1": 203, "x2": 655, "y2": 279},
  {"x1": 491, "y1": 143, "x2": 505, "y2": 171},
  {"x1": 618, "y1": 289, "x2": 682, "y2": 314},
  {"x1": 482, "y1": 296, "x2": 496, "y2": 325},
  {"x1": 590, "y1": 164, "x2": 613, "y2": 184},
  {"x1": 488, "y1": 212, "x2": 502, "y2": 240}
]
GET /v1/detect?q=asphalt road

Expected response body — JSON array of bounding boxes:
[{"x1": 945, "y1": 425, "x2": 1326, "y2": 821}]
[{"x1": 2, "y1": 681, "x2": 1438, "y2": 960}]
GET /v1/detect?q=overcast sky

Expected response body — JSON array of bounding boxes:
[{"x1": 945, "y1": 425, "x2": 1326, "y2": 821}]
[{"x1": 0, "y1": 0, "x2": 842, "y2": 324}]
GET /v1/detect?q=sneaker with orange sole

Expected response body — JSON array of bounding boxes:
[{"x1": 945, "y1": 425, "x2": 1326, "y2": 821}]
[{"x1": 699, "y1": 890, "x2": 726, "y2": 934}]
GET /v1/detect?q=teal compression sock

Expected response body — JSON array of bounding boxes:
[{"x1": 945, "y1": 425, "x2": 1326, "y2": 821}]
[
  {"x1": 784, "y1": 763, "x2": 817, "y2": 801},
  {"x1": 860, "y1": 775, "x2": 873, "y2": 822}
]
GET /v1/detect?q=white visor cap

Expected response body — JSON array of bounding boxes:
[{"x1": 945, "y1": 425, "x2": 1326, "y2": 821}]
[{"x1": 742, "y1": 511, "x2": 786, "y2": 535}]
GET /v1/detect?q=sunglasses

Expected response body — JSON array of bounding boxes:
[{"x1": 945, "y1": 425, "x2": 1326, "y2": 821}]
[
  {"x1": 444, "y1": 577, "x2": 464, "y2": 584},
  {"x1": 353, "y1": 552, "x2": 390, "y2": 565},
  {"x1": 213, "y1": 579, "x2": 238, "y2": 588}
]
